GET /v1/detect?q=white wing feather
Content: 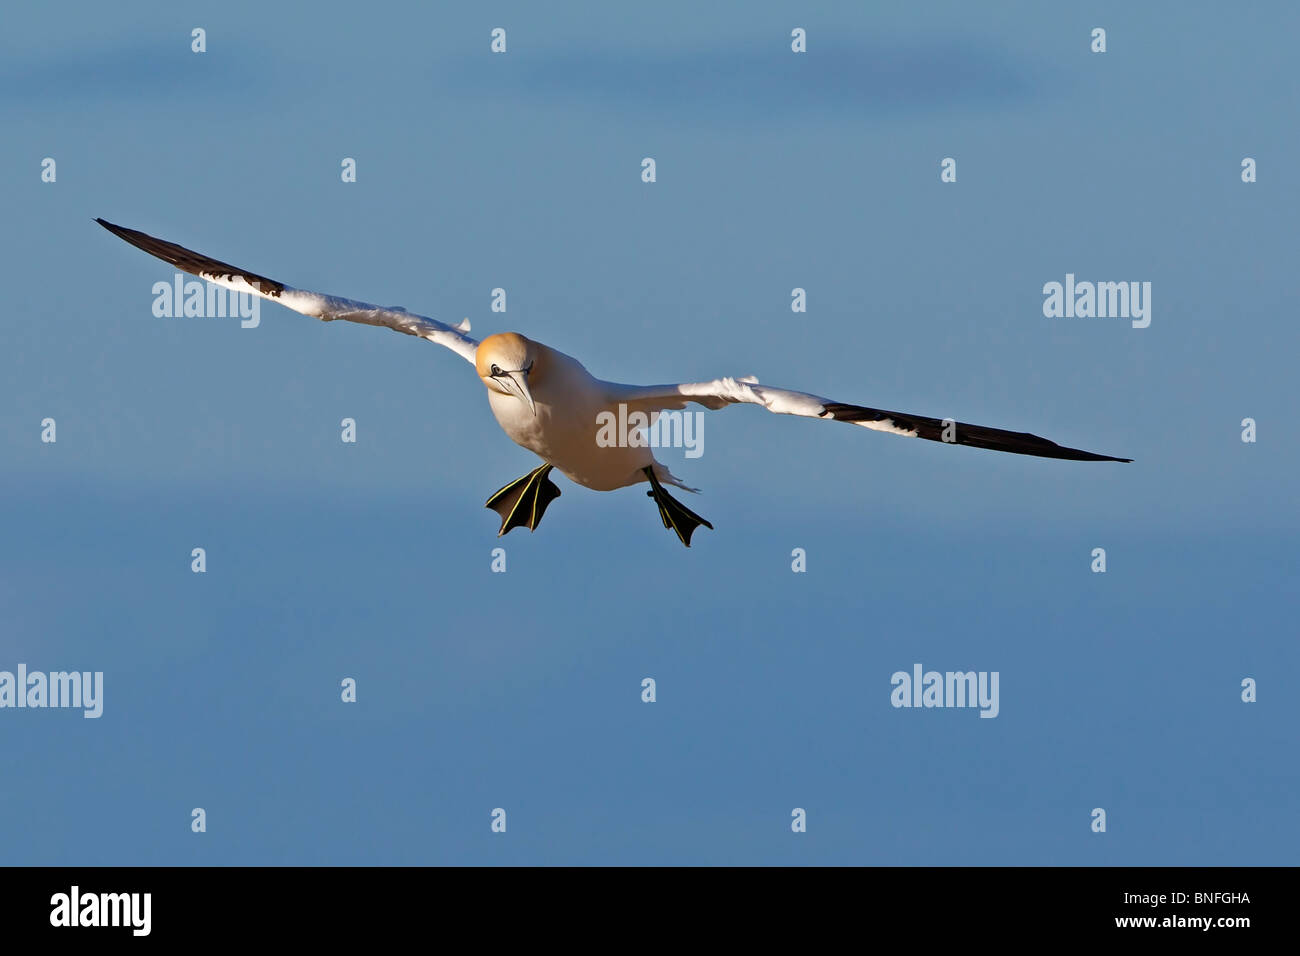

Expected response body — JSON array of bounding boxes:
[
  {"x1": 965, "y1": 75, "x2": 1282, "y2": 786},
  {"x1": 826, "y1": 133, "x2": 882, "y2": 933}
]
[{"x1": 97, "y1": 219, "x2": 478, "y2": 364}]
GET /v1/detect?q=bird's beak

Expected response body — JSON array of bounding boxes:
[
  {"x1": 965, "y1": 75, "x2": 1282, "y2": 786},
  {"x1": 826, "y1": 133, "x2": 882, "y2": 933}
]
[{"x1": 500, "y1": 369, "x2": 536, "y2": 416}]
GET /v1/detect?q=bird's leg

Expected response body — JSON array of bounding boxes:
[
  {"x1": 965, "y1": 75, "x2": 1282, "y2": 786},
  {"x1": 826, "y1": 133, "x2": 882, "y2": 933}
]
[
  {"x1": 642, "y1": 466, "x2": 713, "y2": 548},
  {"x1": 485, "y1": 463, "x2": 562, "y2": 536}
]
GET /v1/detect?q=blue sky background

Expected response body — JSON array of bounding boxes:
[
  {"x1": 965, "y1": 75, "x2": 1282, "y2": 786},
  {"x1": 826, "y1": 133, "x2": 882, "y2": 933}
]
[{"x1": 2, "y1": 1, "x2": 1296, "y2": 864}]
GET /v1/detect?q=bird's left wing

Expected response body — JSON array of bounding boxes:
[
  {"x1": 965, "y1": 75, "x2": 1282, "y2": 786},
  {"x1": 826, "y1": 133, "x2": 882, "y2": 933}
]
[
  {"x1": 96, "y1": 219, "x2": 479, "y2": 363},
  {"x1": 610, "y1": 376, "x2": 1132, "y2": 462}
]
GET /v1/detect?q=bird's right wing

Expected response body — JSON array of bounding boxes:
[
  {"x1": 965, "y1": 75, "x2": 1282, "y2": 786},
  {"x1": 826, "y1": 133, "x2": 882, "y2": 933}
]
[
  {"x1": 610, "y1": 376, "x2": 1132, "y2": 462},
  {"x1": 96, "y1": 219, "x2": 479, "y2": 364}
]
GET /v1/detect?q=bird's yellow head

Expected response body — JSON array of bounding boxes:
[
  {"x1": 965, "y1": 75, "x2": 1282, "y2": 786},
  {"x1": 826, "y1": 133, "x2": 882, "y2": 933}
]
[{"x1": 476, "y1": 332, "x2": 538, "y2": 415}]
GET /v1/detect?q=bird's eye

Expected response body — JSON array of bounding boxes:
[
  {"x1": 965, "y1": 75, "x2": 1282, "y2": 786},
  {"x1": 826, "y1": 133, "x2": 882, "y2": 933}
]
[{"x1": 490, "y1": 364, "x2": 502, "y2": 376}]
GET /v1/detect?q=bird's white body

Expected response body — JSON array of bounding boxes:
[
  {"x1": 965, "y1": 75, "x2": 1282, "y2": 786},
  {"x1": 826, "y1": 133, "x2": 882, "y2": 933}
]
[{"x1": 486, "y1": 341, "x2": 665, "y2": 491}]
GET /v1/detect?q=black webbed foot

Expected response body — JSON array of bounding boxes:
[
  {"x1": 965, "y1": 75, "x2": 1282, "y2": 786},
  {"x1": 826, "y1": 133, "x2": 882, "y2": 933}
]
[
  {"x1": 643, "y1": 467, "x2": 712, "y2": 547},
  {"x1": 486, "y1": 464, "x2": 562, "y2": 536}
]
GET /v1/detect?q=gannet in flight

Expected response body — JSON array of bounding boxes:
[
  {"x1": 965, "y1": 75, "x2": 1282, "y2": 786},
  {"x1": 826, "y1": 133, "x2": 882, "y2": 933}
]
[{"x1": 97, "y1": 219, "x2": 1131, "y2": 547}]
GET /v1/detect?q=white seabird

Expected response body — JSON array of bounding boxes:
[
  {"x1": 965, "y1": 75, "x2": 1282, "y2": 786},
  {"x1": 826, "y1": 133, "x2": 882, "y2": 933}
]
[{"x1": 97, "y1": 219, "x2": 1132, "y2": 546}]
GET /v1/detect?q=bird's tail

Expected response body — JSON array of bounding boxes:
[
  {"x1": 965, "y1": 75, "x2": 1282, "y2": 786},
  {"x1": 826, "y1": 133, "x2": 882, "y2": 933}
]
[{"x1": 650, "y1": 463, "x2": 699, "y2": 494}]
